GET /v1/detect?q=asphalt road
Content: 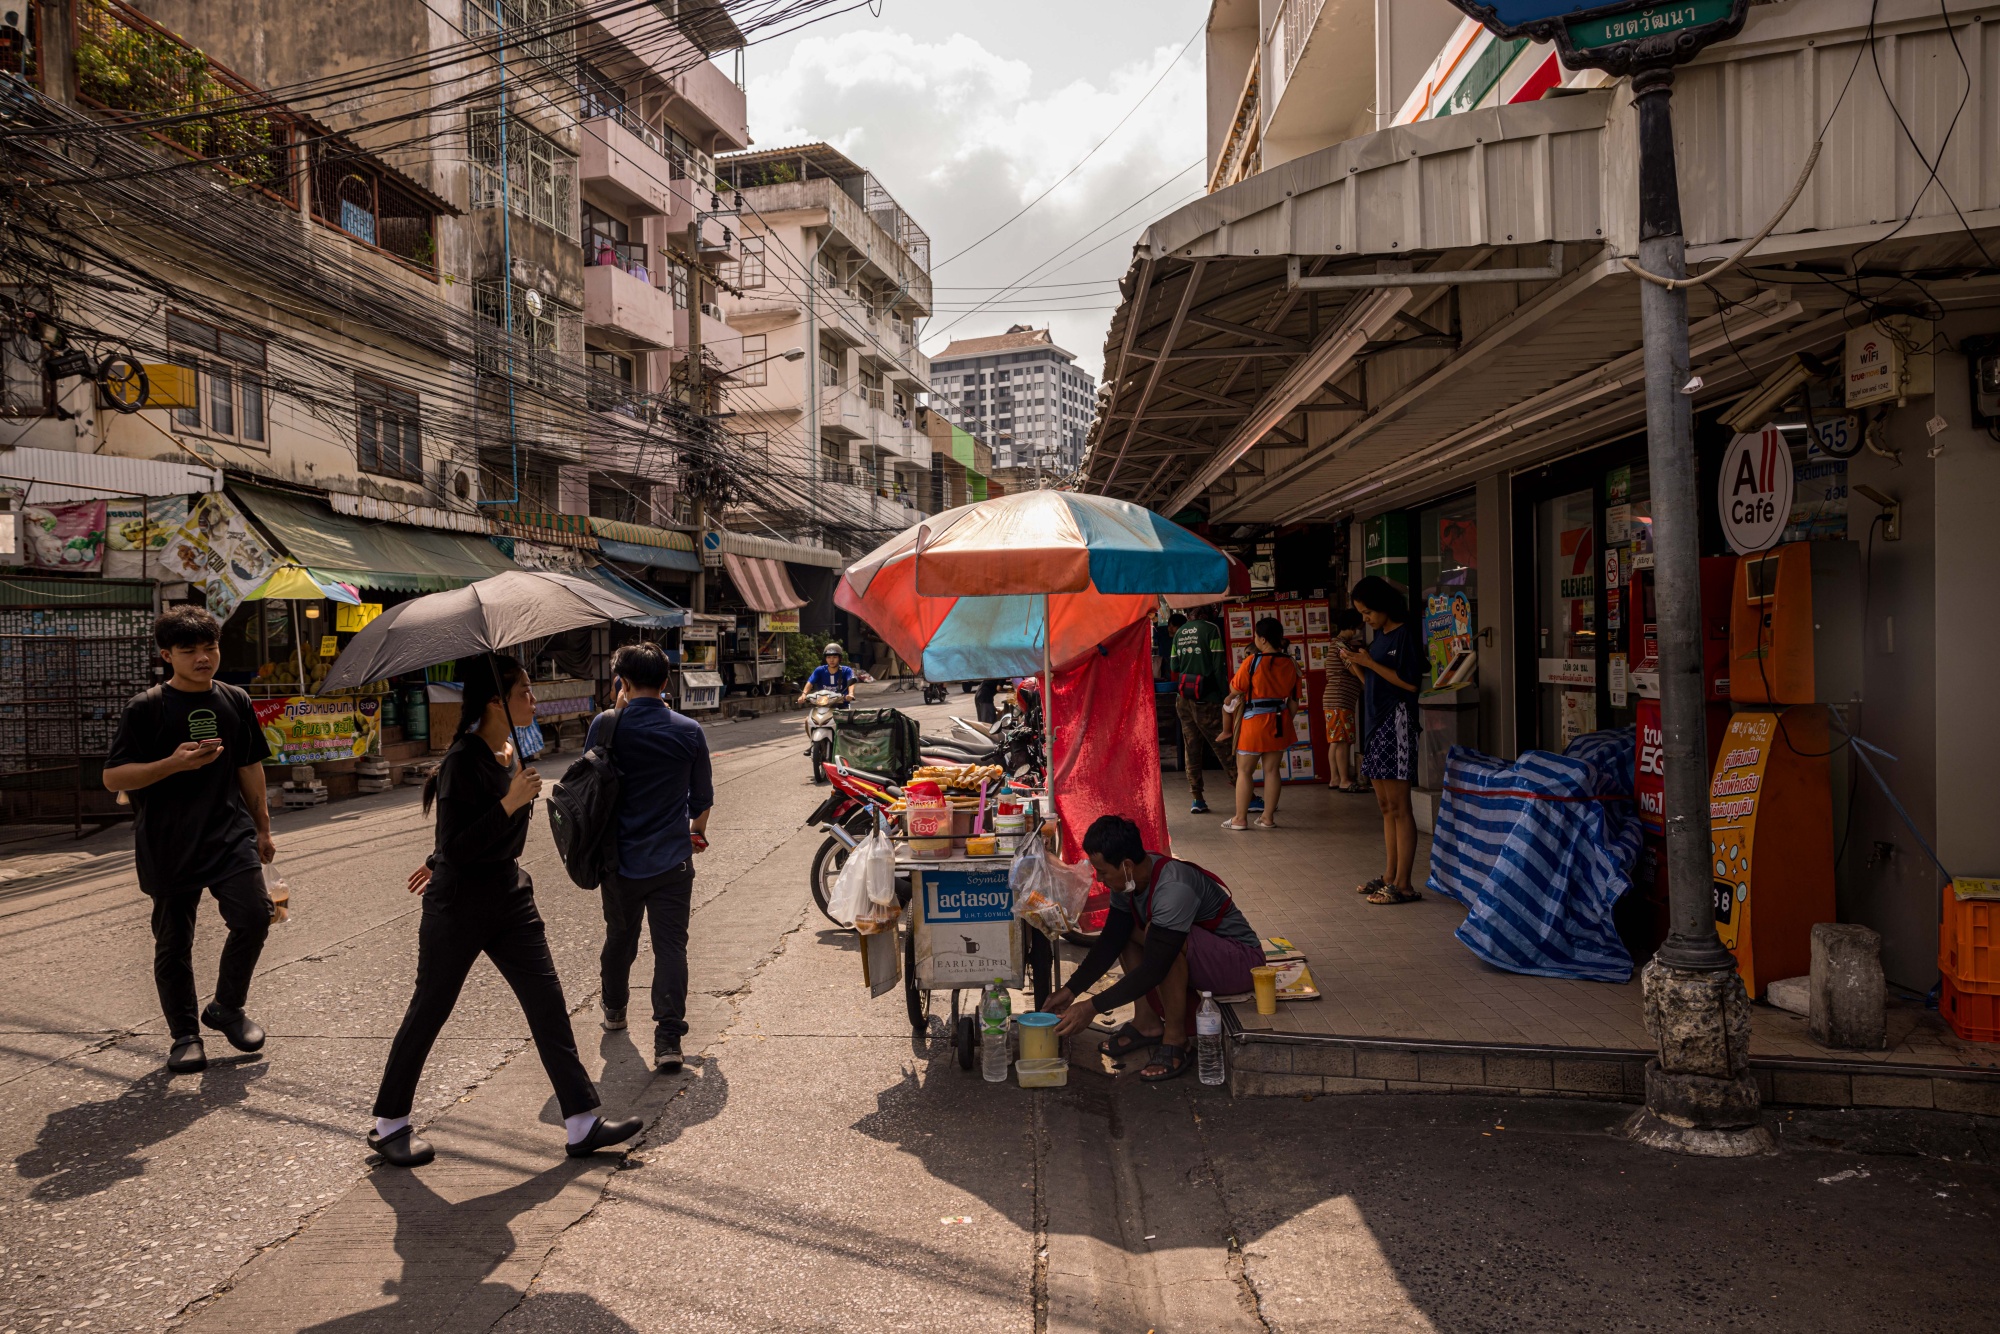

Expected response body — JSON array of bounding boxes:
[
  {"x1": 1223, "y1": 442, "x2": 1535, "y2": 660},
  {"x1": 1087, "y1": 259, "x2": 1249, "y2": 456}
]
[{"x1": 2, "y1": 681, "x2": 1995, "y2": 1332}]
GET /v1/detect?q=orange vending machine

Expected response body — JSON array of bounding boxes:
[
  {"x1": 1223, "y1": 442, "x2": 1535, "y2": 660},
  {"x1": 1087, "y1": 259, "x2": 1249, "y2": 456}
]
[{"x1": 1708, "y1": 541, "x2": 1860, "y2": 995}]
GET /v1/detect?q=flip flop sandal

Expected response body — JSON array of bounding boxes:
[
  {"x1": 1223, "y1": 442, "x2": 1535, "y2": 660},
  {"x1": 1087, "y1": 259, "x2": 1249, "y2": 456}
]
[
  {"x1": 1253, "y1": 819, "x2": 1278, "y2": 830},
  {"x1": 1365, "y1": 884, "x2": 1423, "y2": 905},
  {"x1": 1100, "y1": 1022, "x2": 1162, "y2": 1061},
  {"x1": 1138, "y1": 1043, "x2": 1192, "y2": 1082},
  {"x1": 1221, "y1": 818, "x2": 1253, "y2": 832},
  {"x1": 1356, "y1": 876, "x2": 1387, "y2": 895}
]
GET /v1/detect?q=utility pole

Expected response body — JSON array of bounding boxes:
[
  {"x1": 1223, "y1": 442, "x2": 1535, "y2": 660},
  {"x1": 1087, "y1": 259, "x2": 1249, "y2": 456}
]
[
  {"x1": 1441, "y1": 0, "x2": 1763, "y2": 1156},
  {"x1": 1623, "y1": 65, "x2": 1766, "y2": 1155},
  {"x1": 684, "y1": 225, "x2": 706, "y2": 614}
]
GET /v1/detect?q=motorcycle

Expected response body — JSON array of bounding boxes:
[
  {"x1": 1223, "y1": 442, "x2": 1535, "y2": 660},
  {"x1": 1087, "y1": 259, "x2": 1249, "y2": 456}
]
[
  {"x1": 919, "y1": 677, "x2": 949, "y2": 705},
  {"x1": 803, "y1": 688, "x2": 849, "y2": 783}
]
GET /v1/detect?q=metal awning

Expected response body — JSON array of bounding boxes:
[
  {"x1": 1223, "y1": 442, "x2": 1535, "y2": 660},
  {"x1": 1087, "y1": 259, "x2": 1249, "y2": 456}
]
[
  {"x1": 719, "y1": 529, "x2": 844, "y2": 569},
  {"x1": 598, "y1": 538, "x2": 702, "y2": 573},
  {"x1": 1084, "y1": 3, "x2": 2000, "y2": 523},
  {"x1": 581, "y1": 564, "x2": 687, "y2": 628},
  {"x1": 230, "y1": 485, "x2": 518, "y2": 592}
]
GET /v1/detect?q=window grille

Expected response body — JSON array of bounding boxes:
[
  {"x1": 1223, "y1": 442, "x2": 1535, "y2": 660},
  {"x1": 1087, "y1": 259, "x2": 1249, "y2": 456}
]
[
  {"x1": 737, "y1": 334, "x2": 768, "y2": 387},
  {"x1": 473, "y1": 280, "x2": 581, "y2": 391},
  {"x1": 462, "y1": 0, "x2": 576, "y2": 71},
  {"x1": 468, "y1": 103, "x2": 578, "y2": 241}
]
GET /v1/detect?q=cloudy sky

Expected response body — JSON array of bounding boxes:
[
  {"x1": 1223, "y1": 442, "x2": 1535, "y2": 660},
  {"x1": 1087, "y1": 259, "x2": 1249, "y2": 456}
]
[{"x1": 741, "y1": 0, "x2": 1210, "y2": 382}]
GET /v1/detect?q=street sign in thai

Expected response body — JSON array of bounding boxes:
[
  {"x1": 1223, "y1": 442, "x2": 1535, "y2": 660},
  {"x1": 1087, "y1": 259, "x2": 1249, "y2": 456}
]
[{"x1": 1441, "y1": 0, "x2": 1750, "y2": 74}]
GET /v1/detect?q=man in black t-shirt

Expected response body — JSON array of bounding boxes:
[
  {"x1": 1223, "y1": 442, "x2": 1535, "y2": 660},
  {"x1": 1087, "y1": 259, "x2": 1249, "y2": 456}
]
[{"x1": 105, "y1": 606, "x2": 276, "y2": 1074}]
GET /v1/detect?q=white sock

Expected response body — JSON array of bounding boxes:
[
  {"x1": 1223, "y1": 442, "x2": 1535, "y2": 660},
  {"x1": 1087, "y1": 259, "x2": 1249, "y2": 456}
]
[
  {"x1": 564, "y1": 1110, "x2": 600, "y2": 1145},
  {"x1": 374, "y1": 1116, "x2": 410, "y2": 1139}
]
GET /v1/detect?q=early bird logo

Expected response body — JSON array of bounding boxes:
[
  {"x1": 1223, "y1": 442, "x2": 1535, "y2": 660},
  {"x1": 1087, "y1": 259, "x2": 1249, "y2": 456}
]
[{"x1": 961, "y1": 935, "x2": 979, "y2": 954}]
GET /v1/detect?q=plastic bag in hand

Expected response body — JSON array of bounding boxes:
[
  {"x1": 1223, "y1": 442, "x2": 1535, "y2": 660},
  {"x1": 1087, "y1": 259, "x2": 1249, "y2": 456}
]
[{"x1": 264, "y1": 863, "x2": 291, "y2": 924}]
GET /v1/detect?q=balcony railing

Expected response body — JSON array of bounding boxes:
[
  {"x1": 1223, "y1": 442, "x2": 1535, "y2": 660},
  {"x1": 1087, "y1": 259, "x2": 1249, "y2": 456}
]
[{"x1": 73, "y1": 0, "x2": 293, "y2": 200}]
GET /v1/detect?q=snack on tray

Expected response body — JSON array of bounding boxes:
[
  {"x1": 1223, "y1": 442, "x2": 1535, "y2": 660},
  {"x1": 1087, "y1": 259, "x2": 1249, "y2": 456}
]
[{"x1": 910, "y1": 764, "x2": 1004, "y2": 790}]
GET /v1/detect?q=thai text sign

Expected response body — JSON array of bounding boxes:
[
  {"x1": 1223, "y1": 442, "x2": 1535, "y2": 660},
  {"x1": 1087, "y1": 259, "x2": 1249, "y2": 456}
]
[{"x1": 253, "y1": 696, "x2": 381, "y2": 765}]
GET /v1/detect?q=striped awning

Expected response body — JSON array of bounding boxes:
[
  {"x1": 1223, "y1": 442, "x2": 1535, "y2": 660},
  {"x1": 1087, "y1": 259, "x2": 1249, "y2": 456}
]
[
  {"x1": 721, "y1": 553, "x2": 806, "y2": 613},
  {"x1": 587, "y1": 518, "x2": 695, "y2": 551}
]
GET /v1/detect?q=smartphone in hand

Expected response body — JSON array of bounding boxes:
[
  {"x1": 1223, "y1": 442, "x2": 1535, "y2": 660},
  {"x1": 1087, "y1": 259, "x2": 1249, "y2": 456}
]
[{"x1": 690, "y1": 831, "x2": 709, "y2": 852}]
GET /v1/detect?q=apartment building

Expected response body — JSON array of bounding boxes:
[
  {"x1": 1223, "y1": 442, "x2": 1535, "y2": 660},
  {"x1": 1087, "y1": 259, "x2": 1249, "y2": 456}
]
[
  {"x1": 929, "y1": 325, "x2": 1095, "y2": 476},
  {"x1": 714, "y1": 141, "x2": 937, "y2": 550},
  {"x1": 2, "y1": 0, "x2": 794, "y2": 541}
]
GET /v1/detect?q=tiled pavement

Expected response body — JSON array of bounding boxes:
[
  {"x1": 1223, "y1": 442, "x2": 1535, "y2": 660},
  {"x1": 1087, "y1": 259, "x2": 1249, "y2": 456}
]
[{"x1": 1154, "y1": 775, "x2": 2000, "y2": 1097}]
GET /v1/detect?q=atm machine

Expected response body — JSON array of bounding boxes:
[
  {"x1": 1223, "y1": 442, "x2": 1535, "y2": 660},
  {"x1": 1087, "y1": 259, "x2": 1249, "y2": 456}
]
[{"x1": 1707, "y1": 541, "x2": 1861, "y2": 995}]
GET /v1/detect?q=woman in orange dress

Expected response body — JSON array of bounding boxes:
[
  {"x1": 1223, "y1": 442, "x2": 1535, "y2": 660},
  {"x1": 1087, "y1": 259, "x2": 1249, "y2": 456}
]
[{"x1": 1218, "y1": 617, "x2": 1301, "y2": 831}]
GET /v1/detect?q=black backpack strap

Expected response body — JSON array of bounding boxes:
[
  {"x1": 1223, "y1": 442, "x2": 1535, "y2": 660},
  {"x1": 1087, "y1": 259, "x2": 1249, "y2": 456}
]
[{"x1": 144, "y1": 683, "x2": 169, "y2": 750}]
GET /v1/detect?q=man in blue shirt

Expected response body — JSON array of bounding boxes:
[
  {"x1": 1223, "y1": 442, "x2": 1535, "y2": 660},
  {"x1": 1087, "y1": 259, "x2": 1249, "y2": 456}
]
[
  {"x1": 587, "y1": 642, "x2": 713, "y2": 1072},
  {"x1": 797, "y1": 641, "x2": 857, "y2": 704}
]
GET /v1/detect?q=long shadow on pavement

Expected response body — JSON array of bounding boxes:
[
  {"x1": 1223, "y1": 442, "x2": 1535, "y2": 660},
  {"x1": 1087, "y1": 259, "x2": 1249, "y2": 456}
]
[{"x1": 15, "y1": 1055, "x2": 265, "y2": 1201}]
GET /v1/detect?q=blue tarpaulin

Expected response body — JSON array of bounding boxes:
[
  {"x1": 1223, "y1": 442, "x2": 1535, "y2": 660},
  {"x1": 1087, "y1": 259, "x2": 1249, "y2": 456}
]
[{"x1": 1426, "y1": 728, "x2": 1643, "y2": 983}]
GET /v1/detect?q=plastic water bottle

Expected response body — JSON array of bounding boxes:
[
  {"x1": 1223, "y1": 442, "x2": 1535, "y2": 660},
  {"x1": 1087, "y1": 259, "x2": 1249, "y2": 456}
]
[
  {"x1": 981, "y1": 980, "x2": 1012, "y2": 1083},
  {"x1": 1195, "y1": 992, "x2": 1226, "y2": 1086}
]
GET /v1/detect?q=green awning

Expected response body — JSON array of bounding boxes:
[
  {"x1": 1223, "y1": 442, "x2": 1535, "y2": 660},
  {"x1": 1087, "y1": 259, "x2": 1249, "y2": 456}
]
[{"x1": 230, "y1": 486, "x2": 517, "y2": 592}]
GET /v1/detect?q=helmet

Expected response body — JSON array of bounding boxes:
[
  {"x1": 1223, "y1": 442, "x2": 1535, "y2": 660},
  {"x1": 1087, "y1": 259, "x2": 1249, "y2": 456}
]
[{"x1": 822, "y1": 641, "x2": 844, "y2": 657}]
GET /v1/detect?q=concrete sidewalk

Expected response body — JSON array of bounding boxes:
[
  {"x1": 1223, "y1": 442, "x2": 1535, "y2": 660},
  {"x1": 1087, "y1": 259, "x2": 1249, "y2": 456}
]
[{"x1": 1156, "y1": 779, "x2": 2000, "y2": 1111}]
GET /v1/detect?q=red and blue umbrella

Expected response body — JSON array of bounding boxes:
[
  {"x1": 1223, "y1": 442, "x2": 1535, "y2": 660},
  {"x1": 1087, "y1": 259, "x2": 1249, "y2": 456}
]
[{"x1": 835, "y1": 489, "x2": 1233, "y2": 682}]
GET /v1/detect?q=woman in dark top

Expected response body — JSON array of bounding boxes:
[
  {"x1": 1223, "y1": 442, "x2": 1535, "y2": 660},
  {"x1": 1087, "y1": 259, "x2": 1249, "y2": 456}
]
[
  {"x1": 366, "y1": 654, "x2": 641, "y2": 1168},
  {"x1": 1339, "y1": 577, "x2": 1425, "y2": 904}
]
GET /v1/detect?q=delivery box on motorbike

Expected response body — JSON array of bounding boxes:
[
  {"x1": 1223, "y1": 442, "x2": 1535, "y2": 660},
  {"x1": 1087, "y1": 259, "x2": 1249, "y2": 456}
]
[{"x1": 831, "y1": 707, "x2": 921, "y2": 782}]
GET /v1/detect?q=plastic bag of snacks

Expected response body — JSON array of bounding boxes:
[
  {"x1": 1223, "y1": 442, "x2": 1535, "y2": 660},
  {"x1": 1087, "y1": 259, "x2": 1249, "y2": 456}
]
[{"x1": 1009, "y1": 838, "x2": 1093, "y2": 938}]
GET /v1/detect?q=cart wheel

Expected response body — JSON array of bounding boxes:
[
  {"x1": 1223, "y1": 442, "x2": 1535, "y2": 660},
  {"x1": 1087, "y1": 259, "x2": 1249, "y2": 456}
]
[
  {"x1": 954, "y1": 1013, "x2": 977, "y2": 1070},
  {"x1": 903, "y1": 926, "x2": 930, "y2": 1031}
]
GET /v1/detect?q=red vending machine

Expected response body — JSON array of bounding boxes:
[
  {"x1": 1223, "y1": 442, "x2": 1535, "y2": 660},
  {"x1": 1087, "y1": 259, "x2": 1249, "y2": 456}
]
[{"x1": 1630, "y1": 555, "x2": 1738, "y2": 961}]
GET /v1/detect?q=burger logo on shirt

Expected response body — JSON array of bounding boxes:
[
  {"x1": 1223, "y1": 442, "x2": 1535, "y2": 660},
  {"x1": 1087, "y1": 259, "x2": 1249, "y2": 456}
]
[{"x1": 187, "y1": 709, "x2": 220, "y2": 742}]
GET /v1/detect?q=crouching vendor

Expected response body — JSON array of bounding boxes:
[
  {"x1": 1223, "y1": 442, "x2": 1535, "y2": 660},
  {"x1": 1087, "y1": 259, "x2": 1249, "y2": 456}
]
[{"x1": 1046, "y1": 814, "x2": 1265, "y2": 1081}]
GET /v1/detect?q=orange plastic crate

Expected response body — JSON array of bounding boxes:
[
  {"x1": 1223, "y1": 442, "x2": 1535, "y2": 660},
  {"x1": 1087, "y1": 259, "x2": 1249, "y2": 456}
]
[
  {"x1": 1939, "y1": 882, "x2": 2000, "y2": 994},
  {"x1": 1940, "y1": 975, "x2": 2000, "y2": 1043}
]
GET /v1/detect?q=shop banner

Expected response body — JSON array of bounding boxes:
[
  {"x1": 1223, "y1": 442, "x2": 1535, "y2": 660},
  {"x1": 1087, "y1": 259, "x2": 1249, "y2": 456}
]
[
  {"x1": 20, "y1": 500, "x2": 107, "y2": 572},
  {"x1": 156, "y1": 493, "x2": 278, "y2": 620},
  {"x1": 253, "y1": 695, "x2": 380, "y2": 765},
  {"x1": 106, "y1": 496, "x2": 189, "y2": 551}
]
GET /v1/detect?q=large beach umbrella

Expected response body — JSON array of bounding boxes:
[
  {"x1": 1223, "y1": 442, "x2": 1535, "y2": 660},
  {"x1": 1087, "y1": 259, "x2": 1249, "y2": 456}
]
[
  {"x1": 835, "y1": 489, "x2": 1232, "y2": 683},
  {"x1": 323, "y1": 570, "x2": 650, "y2": 691}
]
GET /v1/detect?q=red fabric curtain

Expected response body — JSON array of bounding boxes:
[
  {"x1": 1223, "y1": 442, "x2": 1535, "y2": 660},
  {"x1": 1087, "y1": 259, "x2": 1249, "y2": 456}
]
[{"x1": 1045, "y1": 618, "x2": 1169, "y2": 872}]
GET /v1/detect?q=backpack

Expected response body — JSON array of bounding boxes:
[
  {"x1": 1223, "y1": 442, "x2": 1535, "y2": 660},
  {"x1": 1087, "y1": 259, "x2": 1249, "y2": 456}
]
[{"x1": 546, "y1": 708, "x2": 622, "y2": 890}]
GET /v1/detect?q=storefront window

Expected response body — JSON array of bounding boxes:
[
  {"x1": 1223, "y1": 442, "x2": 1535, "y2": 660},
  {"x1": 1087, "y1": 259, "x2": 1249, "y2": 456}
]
[
  {"x1": 1535, "y1": 488, "x2": 1597, "y2": 747},
  {"x1": 1415, "y1": 492, "x2": 1477, "y2": 683}
]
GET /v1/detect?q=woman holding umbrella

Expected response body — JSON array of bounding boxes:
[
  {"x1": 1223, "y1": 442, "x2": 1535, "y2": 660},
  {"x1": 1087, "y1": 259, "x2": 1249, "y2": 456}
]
[{"x1": 366, "y1": 654, "x2": 641, "y2": 1168}]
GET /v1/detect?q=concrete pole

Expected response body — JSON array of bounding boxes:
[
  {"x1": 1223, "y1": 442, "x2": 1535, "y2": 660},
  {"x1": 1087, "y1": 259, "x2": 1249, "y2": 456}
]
[{"x1": 1625, "y1": 68, "x2": 1767, "y2": 1156}]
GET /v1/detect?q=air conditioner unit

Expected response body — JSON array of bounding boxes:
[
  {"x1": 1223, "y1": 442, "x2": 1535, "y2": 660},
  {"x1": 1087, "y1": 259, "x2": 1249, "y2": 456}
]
[{"x1": 699, "y1": 302, "x2": 725, "y2": 323}]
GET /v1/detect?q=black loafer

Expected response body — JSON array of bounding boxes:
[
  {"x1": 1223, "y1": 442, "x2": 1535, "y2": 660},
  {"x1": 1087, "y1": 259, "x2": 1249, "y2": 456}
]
[
  {"x1": 167, "y1": 1036, "x2": 207, "y2": 1074},
  {"x1": 565, "y1": 1115, "x2": 643, "y2": 1158},
  {"x1": 201, "y1": 1003, "x2": 266, "y2": 1053},
  {"x1": 655, "y1": 1036, "x2": 683, "y2": 1073},
  {"x1": 367, "y1": 1126, "x2": 435, "y2": 1168}
]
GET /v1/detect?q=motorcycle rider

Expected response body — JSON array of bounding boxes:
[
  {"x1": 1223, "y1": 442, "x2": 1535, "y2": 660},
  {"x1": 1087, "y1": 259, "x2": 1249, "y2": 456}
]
[{"x1": 798, "y1": 642, "x2": 858, "y2": 706}]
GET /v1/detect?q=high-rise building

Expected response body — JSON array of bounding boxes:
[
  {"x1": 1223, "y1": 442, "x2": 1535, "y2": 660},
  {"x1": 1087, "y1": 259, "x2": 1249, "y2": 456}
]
[{"x1": 928, "y1": 326, "x2": 1095, "y2": 475}]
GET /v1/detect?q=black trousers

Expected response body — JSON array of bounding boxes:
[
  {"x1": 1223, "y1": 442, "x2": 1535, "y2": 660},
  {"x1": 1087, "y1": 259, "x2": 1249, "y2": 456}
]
[
  {"x1": 974, "y1": 679, "x2": 1001, "y2": 725},
  {"x1": 373, "y1": 875, "x2": 598, "y2": 1120},
  {"x1": 150, "y1": 866, "x2": 270, "y2": 1040},
  {"x1": 599, "y1": 862, "x2": 695, "y2": 1039}
]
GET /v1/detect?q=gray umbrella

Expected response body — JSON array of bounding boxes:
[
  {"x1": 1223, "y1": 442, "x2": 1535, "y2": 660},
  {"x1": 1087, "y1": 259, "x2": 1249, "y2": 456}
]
[{"x1": 322, "y1": 570, "x2": 653, "y2": 692}]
